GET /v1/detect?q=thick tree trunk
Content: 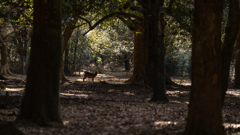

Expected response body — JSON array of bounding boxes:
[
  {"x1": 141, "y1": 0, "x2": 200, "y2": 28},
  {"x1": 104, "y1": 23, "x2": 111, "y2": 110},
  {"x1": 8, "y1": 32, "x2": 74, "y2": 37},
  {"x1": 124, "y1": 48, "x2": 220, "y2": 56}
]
[
  {"x1": 185, "y1": 0, "x2": 225, "y2": 134},
  {"x1": 221, "y1": 0, "x2": 240, "y2": 105},
  {"x1": 16, "y1": 0, "x2": 62, "y2": 125},
  {"x1": 143, "y1": 0, "x2": 168, "y2": 102},
  {"x1": 128, "y1": 24, "x2": 146, "y2": 83}
]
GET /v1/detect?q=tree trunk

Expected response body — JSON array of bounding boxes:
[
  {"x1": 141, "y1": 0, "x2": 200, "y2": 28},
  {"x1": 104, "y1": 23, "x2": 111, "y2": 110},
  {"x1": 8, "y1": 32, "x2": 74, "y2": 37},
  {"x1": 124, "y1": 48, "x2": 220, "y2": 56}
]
[
  {"x1": 221, "y1": 0, "x2": 240, "y2": 105},
  {"x1": 64, "y1": 45, "x2": 71, "y2": 76},
  {"x1": 143, "y1": 0, "x2": 168, "y2": 102},
  {"x1": 1, "y1": 43, "x2": 12, "y2": 75},
  {"x1": 61, "y1": 18, "x2": 77, "y2": 81},
  {"x1": 16, "y1": 0, "x2": 62, "y2": 126},
  {"x1": 128, "y1": 24, "x2": 146, "y2": 83},
  {"x1": 235, "y1": 31, "x2": 240, "y2": 88},
  {"x1": 73, "y1": 27, "x2": 79, "y2": 74},
  {"x1": 123, "y1": 53, "x2": 131, "y2": 72},
  {"x1": 185, "y1": 0, "x2": 225, "y2": 134}
]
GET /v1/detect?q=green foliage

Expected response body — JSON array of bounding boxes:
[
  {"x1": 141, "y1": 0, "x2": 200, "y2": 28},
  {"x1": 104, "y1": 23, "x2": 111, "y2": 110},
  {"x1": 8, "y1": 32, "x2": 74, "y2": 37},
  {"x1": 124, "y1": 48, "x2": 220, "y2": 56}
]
[
  {"x1": 65, "y1": 19, "x2": 133, "y2": 69},
  {"x1": 87, "y1": 20, "x2": 133, "y2": 63},
  {"x1": 0, "y1": 0, "x2": 32, "y2": 25},
  {"x1": 164, "y1": 9, "x2": 192, "y2": 77}
]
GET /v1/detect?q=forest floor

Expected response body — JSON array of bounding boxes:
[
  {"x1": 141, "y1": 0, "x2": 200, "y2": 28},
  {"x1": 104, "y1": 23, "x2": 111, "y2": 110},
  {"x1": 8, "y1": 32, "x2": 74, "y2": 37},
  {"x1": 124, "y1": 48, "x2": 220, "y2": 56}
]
[{"x1": 0, "y1": 72, "x2": 240, "y2": 135}]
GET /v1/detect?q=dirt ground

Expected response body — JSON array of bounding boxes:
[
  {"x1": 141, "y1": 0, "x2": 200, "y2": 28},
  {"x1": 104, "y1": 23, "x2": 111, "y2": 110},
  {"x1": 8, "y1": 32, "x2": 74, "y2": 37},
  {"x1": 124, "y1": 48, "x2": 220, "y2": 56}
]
[{"x1": 0, "y1": 72, "x2": 240, "y2": 135}]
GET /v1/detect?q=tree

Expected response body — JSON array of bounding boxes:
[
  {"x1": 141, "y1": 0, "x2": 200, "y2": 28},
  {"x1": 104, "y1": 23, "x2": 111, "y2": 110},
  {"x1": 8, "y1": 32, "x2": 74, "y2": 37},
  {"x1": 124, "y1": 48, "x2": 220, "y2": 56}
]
[
  {"x1": 185, "y1": 0, "x2": 225, "y2": 134},
  {"x1": 16, "y1": 0, "x2": 62, "y2": 125},
  {"x1": 221, "y1": 0, "x2": 240, "y2": 103},
  {"x1": 0, "y1": 22, "x2": 14, "y2": 76},
  {"x1": 128, "y1": 23, "x2": 146, "y2": 83},
  {"x1": 0, "y1": 0, "x2": 32, "y2": 76},
  {"x1": 235, "y1": 30, "x2": 240, "y2": 88},
  {"x1": 142, "y1": 0, "x2": 169, "y2": 102}
]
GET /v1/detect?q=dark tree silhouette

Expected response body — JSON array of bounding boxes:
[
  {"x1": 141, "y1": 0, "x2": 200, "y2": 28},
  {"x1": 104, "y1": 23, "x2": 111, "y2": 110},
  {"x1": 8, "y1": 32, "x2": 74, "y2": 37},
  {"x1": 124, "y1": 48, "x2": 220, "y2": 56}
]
[
  {"x1": 143, "y1": 0, "x2": 169, "y2": 102},
  {"x1": 16, "y1": 0, "x2": 63, "y2": 125},
  {"x1": 185, "y1": 0, "x2": 225, "y2": 134}
]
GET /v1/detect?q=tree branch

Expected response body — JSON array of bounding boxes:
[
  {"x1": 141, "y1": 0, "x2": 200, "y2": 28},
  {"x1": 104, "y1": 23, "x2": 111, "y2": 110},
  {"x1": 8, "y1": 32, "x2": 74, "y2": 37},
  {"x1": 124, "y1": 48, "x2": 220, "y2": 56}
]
[
  {"x1": 82, "y1": 12, "x2": 143, "y2": 36},
  {"x1": 136, "y1": 0, "x2": 149, "y2": 10}
]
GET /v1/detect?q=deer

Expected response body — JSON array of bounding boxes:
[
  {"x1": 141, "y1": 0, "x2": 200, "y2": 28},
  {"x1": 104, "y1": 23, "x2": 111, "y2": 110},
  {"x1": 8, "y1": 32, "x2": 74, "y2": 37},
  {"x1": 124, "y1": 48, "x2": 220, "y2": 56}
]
[{"x1": 83, "y1": 70, "x2": 98, "y2": 83}]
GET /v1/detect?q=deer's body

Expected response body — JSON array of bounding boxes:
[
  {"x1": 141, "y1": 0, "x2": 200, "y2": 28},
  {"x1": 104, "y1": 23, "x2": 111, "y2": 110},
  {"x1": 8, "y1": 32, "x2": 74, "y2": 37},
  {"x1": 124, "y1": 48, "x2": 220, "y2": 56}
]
[{"x1": 83, "y1": 71, "x2": 98, "y2": 82}]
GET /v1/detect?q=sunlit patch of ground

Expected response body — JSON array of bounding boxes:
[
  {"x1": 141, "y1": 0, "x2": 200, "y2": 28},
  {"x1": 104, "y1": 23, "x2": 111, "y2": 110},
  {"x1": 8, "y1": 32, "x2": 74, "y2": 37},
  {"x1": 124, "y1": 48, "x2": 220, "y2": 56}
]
[
  {"x1": 172, "y1": 77, "x2": 191, "y2": 86},
  {"x1": 74, "y1": 71, "x2": 131, "y2": 84}
]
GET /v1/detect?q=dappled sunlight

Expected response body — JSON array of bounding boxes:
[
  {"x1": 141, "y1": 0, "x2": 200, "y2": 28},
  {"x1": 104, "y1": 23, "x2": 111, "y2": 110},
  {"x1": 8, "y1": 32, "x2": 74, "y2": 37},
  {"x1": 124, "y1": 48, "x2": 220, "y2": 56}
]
[
  {"x1": 226, "y1": 89, "x2": 240, "y2": 97},
  {"x1": 63, "y1": 120, "x2": 70, "y2": 126},
  {"x1": 123, "y1": 91, "x2": 135, "y2": 95},
  {"x1": 224, "y1": 123, "x2": 240, "y2": 129},
  {"x1": 0, "y1": 88, "x2": 24, "y2": 96},
  {"x1": 1, "y1": 73, "x2": 239, "y2": 135},
  {"x1": 60, "y1": 93, "x2": 89, "y2": 98},
  {"x1": 154, "y1": 121, "x2": 178, "y2": 127},
  {"x1": 172, "y1": 77, "x2": 191, "y2": 86},
  {"x1": 69, "y1": 72, "x2": 131, "y2": 84},
  {"x1": 4, "y1": 88, "x2": 24, "y2": 91}
]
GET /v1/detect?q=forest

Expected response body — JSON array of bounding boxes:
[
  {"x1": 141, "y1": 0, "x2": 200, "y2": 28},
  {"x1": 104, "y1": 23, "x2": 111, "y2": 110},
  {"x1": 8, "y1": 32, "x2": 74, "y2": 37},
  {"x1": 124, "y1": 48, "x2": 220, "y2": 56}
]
[{"x1": 0, "y1": 0, "x2": 240, "y2": 135}]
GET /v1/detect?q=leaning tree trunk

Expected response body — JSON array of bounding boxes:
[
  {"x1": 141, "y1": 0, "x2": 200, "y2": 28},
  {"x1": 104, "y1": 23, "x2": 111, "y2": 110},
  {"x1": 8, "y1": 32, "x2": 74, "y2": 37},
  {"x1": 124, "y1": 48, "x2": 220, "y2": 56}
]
[
  {"x1": 16, "y1": 0, "x2": 62, "y2": 126},
  {"x1": 61, "y1": 18, "x2": 77, "y2": 82},
  {"x1": 185, "y1": 0, "x2": 225, "y2": 134},
  {"x1": 143, "y1": 0, "x2": 168, "y2": 102},
  {"x1": 221, "y1": 0, "x2": 240, "y2": 105}
]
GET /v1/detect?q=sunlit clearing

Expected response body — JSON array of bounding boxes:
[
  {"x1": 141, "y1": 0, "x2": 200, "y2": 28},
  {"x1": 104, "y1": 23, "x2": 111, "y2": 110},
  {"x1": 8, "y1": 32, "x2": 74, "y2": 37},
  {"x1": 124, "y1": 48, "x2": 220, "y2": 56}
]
[{"x1": 60, "y1": 93, "x2": 89, "y2": 98}]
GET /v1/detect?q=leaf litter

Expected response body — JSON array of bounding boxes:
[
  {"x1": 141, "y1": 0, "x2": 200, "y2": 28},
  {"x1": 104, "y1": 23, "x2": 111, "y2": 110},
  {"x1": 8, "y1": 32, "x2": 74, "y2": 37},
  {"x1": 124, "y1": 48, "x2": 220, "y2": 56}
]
[{"x1": 0, "y1": 74, "x2": 240, "y2": 135}]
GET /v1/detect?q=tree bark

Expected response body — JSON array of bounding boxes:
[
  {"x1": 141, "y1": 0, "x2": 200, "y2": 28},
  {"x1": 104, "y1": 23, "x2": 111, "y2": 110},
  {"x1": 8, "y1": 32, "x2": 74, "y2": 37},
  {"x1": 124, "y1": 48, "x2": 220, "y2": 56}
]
[
  {"x1": 64, "y1": 45, "x2": 71, "y2": 76},
  {"x1": 143, "y1": 0, "x2": 168, "y2": 102},
  {"x1": 123, "y1": 53, "x2": 131, "y2": 72},
  {"x1": 185, "y1": 0, "x2": 225, "y2": 134},
  {"x1": 16, "y1": 0, "x2": 62, "y2": 126},
  {"x1": 61, "y1": 18, "x2": 77, "y2": 81},
  {"x1": 221, "y1": 0, "x2": 240, "y2": 105},
  {"x1": 1, "y1": 43, "x2": 12, "y2": 75},
  {"x1": 235, "y1": 30, "x2": 240, "y2": 88},
  {"x1": 128, "y1": 23, "x2": 146, "y2": 83}
]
